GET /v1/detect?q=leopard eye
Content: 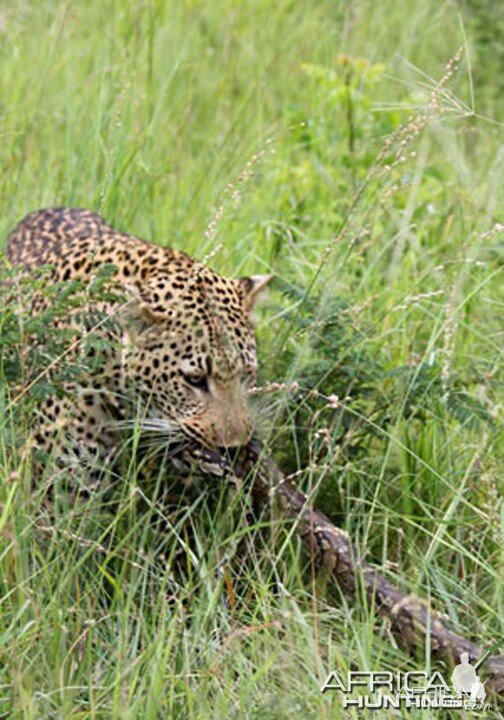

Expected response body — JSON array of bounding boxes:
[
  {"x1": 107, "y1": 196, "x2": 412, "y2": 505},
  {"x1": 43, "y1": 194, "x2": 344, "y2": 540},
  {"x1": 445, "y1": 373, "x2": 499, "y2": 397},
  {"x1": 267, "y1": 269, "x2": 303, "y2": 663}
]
[{"x1": 182, "y1": 373, "x2": 209, "y2": 393}]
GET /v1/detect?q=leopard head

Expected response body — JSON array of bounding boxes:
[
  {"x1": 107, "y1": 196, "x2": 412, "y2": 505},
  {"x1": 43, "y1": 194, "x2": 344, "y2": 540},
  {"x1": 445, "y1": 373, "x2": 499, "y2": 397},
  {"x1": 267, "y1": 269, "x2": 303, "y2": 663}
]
[{"x1": 122, "y1": 261, "x2": 272, "y2": 449}]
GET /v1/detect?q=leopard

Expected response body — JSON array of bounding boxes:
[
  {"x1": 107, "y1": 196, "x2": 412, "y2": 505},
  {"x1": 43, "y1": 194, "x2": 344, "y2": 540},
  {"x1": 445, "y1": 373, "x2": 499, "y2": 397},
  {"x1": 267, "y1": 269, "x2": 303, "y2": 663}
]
[{"x1": 6, "y1": 207, "x2": 272, "y2": 481}]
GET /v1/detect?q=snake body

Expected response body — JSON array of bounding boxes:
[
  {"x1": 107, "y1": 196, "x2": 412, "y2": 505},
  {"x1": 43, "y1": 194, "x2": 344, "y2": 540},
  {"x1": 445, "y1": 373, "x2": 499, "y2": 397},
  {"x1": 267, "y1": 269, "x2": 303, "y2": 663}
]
[{"x1": 172, "y1": 439, "x2": 504, "y2": 695}]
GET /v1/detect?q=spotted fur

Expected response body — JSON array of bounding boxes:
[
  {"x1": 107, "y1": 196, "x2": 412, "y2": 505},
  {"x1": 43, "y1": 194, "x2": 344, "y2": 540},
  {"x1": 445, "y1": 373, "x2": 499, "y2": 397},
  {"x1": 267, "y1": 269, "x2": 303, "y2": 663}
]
[{"x1": 7, "y1": 207, "x2": 272, "y2": 474}]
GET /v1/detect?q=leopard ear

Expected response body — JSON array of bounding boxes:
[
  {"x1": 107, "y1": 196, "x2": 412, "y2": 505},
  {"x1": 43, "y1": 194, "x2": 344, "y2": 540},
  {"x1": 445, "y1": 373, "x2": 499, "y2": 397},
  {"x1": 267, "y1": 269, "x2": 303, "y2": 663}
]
[
  {"x1": 122, "y1": 283, "x2": 163, "y2": 333},
  {"x1": 121, "y1": 300, "x2": 157, "y2": 339},
  {"x1": 238, "y1": 274, "x2": 274, "y2": 310}
]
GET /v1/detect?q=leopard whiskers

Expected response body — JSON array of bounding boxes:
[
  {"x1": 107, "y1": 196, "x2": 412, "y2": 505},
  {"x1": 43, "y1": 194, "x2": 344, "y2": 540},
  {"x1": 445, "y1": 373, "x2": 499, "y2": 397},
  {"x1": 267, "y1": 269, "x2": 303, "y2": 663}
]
[{"x1": 109, "y1": 418, "x2": 182, "y2": 436}]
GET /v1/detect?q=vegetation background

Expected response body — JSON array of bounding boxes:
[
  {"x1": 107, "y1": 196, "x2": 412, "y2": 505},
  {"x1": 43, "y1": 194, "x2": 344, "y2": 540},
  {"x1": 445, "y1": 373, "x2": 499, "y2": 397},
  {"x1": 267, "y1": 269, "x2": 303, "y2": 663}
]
[{"x1": 0, "y1": 0, "x2": 502, "y2": 717}]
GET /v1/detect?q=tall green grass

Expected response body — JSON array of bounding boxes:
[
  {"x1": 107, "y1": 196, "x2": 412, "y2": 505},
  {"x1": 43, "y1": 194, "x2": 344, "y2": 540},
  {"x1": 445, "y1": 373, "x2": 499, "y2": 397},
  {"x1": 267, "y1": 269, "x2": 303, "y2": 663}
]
[{"x1": 0, "y1": 1, "x2": 502, "y2": 718}]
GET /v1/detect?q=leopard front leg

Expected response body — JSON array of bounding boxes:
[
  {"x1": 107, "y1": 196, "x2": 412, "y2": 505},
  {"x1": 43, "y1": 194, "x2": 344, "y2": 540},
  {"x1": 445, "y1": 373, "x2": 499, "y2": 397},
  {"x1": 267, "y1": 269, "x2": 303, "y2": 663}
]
[{"x1": 32, "y1": 385, "x2": 121, "y2": 496}]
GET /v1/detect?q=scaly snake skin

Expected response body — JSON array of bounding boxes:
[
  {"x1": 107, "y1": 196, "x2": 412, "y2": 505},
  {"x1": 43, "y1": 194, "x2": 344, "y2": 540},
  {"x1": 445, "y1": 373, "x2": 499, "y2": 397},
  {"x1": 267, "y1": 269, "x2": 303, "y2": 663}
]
[{"x1": 171, "y1": 438, "x2": 504, "y2": 696}]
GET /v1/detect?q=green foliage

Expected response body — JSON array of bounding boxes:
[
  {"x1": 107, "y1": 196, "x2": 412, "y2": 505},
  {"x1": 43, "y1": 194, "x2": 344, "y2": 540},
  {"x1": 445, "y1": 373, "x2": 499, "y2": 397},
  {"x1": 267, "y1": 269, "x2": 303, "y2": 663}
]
[
  {"x1": 0, "y1": 0, "x2": 503, "y2": 718},
  {"x1": 272, "y1": 279, "x2": 498, "y2": 480},
  {"x1": 301, "y1": 57, "x2": 394, "y2": 173},
  {"x1": 462, "y1": 0, "x2": 504, "y2": 112},
  {"x1": 0, "y1": 262, "x2": 119, "y2": 404}
]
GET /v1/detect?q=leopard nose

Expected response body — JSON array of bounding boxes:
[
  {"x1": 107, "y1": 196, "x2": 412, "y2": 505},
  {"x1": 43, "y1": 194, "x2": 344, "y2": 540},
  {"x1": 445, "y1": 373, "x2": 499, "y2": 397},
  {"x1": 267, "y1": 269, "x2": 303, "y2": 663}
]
[{"x1": 216, "y1": 421, "x2": 253, "y2": 448}]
